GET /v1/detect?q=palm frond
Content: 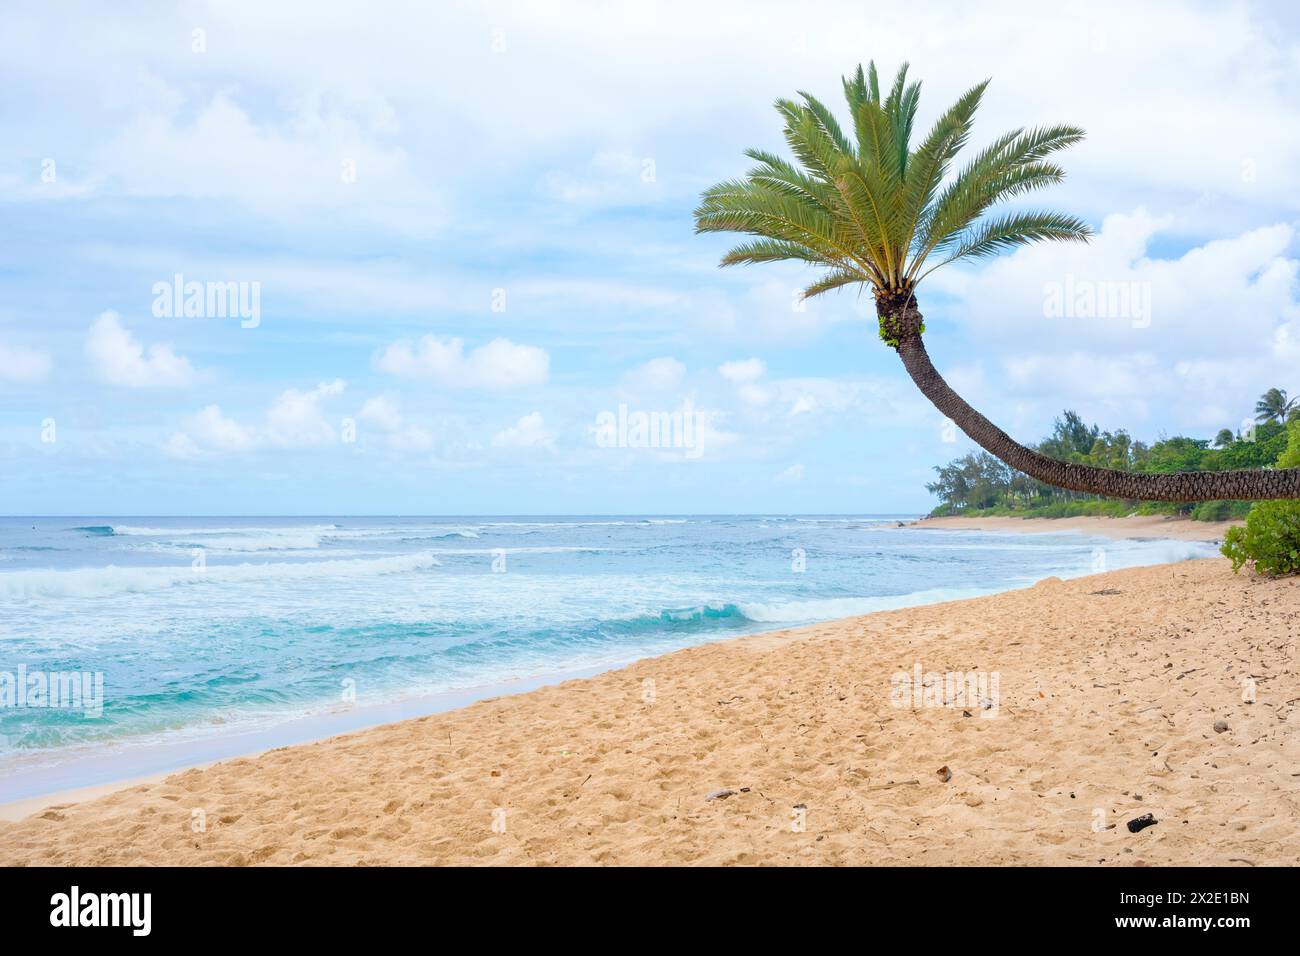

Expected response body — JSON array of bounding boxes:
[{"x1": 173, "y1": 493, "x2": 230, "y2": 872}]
[
  {"x1": 694, "y1": 178, "x2": 883, "y2": 281},
  {"x1": 908, "y1": 125, "x2": 1087, "y2": 279},
  {"x1": 798, "y1": 91, "x2": 852, "y2": 156},
  {"x1": 802, "y1": 268, "x2": 871, "y2": 300},
  {"x1": 920, "y1": 210, "x2": 1092, "y2": 278},
  {"x1": 897, "y1": 79, "x2": 990, "y2": 268},
  {"x1": 719, "y1": 238, "x2": 828, "y2": 266}
]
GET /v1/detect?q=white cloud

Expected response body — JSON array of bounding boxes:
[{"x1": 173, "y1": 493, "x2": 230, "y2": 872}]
[
  {"x1": 265, "y1": 379, "x2": 346, "y2": 448},
  {"x1": 353, "y1": 393, "x2": 438, "y2": 451},
  {"x1": 374, "y1": 336, "x2": 549, "y2": 389},
  {"x1": 1274, "y1": 322, "x2": 1300, "y2": 360},
  {"x1": 718, "y1": 358, "x2": 771, "y2": 406},
  {"x1": 356, "y1": 394, "x2": 402, "y2": 432},
  {"x1": 933, "y1": 211, "x2": 1299, "y2": 357},
  {"x1": 515, "y1": 278, "x2": 684, "y2": 312},
  {"x1": 927, "y1": 211, "x2": 1300, "y2": 432},
  {"x1": 170, "y1": 405, "x2": 257, "y2": 456},
  {"x1": 789, "y1": 394, "x2": 818, "y2": 416},
  {"x1": 162, "y1": 431, "x2": 202, "y2": 459},
  {"x1": 543, "y1": 150, "x2": 661, "y2": 205},
  {"x1": 92, "y1": 90, "x2": 441, "y2": 232},
  {"x1": 39, "y1": 2, "x2": 1300, "y2": 219},
  {"x1": 167, "y1": 380, "x2": 346, "y2": 456},
  {"x1": 774, "y1": 463, "x2": 805, "y2": 485},
  {"x1": 624, "y1": 356, "x2": 686, "y2": 391},
  {"x1": 694, "y1": 278, "x2": 869, "y2": 345},
  {"x1": 0, "y1": 343, "x2": 51, "y2": 384},
  {"x1": 86, "y1": 311, "x2": 194, "y2": 387},
  {"x1": 389, "y1": 424, "x2": 434, "y2": 452},
  {"x1": 492, "y1": 411, "x2": 553, "y2": 449},
  {"x1": 11, "y1": 4, "x2": 1300, "y2": 257},
  {"x1": 0, "y1": 169, "x2": 96, "y2": 201},
  {"x1": 718, "y1": 358, "x2": 766, "y2": 383},
  {"x1": 680, "y1": 371, "x2": 932, "y2": 468}
]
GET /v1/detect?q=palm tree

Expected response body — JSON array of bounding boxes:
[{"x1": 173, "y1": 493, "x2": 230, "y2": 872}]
[
  {"x1": 695, "y1": 62, "x2": 1300, "y2": 501},
  {"x1": 1254, "y1": 388, "x2": 1298, "y2": 425}
]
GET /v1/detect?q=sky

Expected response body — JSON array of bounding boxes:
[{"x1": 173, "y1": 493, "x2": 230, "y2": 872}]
[{"x1": 2, "y1": 0, "x2": 1299, "y2": 515}]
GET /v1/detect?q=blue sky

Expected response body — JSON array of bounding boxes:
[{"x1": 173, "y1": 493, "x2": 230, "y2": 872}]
[{"x1": 2, "y1": 0, "x2": 1299, "y2": 515}]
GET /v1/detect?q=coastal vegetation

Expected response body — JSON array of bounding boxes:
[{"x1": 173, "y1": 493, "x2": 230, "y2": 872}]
[{"x1": 926, "y1": 396, "x2": 1294, "y2": 522}]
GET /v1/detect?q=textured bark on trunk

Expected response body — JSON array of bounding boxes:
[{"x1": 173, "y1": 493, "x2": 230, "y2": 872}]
[{"x1": 887, "y1": 307, "x2": 1300, "y2": 502}]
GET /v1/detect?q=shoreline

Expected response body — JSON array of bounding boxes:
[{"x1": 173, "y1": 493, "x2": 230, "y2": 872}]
[
  {"x1": 0, "y1": 520, "x2": 1213, "y2": 819},
  {"x1": 2, "y1": 556, "x2": 1295, "y2": 865},
  {"x1": 908, "y1": 513, "x2": 1241, "y2": 543},
  {"x1": 0, "y1": 519, "x2": 1223, "y2": 822},
  {"x1": 0, "y1": 664, "x2": 619, "y2": 818}
]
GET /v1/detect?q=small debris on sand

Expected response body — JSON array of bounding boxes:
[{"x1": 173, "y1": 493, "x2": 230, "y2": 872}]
[{"x1": 1126, "y1": 813, "x2": 1158, "y2": 834}]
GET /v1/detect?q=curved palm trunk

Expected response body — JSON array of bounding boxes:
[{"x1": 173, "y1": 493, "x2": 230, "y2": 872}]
[{"x1": 893, "y1": 331, "x2": 1300, "y2": 503}]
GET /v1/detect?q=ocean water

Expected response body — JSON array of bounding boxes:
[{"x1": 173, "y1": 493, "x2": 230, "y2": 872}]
[{"x1": 0, "y1": 515, "x2": 1216, "y2": 795}]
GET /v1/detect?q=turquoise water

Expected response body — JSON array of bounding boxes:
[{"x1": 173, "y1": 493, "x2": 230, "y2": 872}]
[{"x1": 0, "y1": 515, "x2": 1214, "y2": 784}]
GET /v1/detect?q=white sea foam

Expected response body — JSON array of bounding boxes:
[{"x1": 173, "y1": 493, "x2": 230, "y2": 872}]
[
  {"x1": 427, "y1": 546, "x2": 620, "y2": 555},
  {"x1": 110, "y1": 524, "x2": 341, "y2": 536},
  {"x1": 108, "y1": 524, "x2": 484, "y2": 551},
  {"x1": 737, "y1": 586, "x2": 996, "y2": 623},
  {"x1": 178, "y1": 534, "x2": 328, "y2": 552},
  {"x1": 0, "y1": 552, "x2": 441, "y2": 601}
]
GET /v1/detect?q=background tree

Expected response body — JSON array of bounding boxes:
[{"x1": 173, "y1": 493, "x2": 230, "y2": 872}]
[{"x1": 1254, "y1": 388, "x2": 1298, "y2": 425}]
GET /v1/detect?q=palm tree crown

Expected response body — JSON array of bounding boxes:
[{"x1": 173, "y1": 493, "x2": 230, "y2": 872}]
[
  {"x1": 1255, "y1": 387, "x2": 1298, "y2": 424},
  {"x1": 694, "y1": 62, "x2": 1091, "y2": 344}
]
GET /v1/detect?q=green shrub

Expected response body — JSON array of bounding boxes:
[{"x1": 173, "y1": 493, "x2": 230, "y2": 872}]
[
  {"x1": 1221, "y1": 503, "x2": 1300, "y2": 574},
  {"x1": 1190, "y1": 500, "x2": 1252, "y2": 522},
  {"x1": 1133, "y1": 501, "x2": 1181, "y2": 516},
  {"x1": 1222, "y1": 422, "x2": 1300, "y2": 576}
]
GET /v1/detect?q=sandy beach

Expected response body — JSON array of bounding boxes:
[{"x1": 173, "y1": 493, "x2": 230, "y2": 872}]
[
  {"x1": 1, "y1": 556, "x2": 1295, "y2": 866},
  {"x1": 911, "y1": 514, "x2": 1242, "y2": 542}
]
